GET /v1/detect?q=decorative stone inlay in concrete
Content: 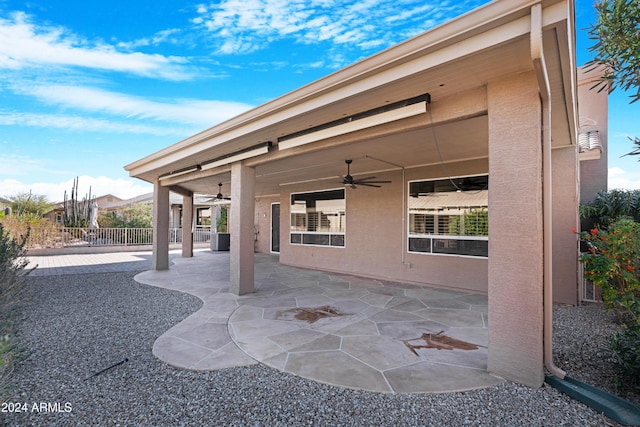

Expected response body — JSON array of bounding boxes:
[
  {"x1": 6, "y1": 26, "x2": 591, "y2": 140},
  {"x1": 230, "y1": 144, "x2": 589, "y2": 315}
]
[
  {"x1": 135, "y1": 251, "x2": 502, "y2": 393},
  {"x1": 276, "y1": 305, "x2": 343, "y2": 323},
  {"x1": 402, "y1": 331, "x2": 480, "y2": 354}
]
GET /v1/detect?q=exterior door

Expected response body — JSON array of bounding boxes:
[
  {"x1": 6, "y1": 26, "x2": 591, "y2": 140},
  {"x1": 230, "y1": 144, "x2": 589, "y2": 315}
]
[{"x1": 271, "y1": 203, "x2": 280, "y2": 253}]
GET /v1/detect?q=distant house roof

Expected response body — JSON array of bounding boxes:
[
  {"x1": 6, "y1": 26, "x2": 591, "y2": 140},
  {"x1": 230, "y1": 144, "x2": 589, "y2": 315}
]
[
  {"x1": 103, "y1": 192, "x2": 216, "y2": 209},
  {"x1": 47, "y1": 194, "x2": 124, "y2": 212}
]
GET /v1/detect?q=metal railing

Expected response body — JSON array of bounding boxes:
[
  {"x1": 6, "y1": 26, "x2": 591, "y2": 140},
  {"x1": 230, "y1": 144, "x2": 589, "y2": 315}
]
[{"x1": 25, "y1": 226, "x2": 211, "y2": 249}]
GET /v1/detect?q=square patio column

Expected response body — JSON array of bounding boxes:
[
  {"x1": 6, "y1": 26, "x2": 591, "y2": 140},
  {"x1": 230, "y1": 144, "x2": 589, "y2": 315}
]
[
  {"x1": 182, "y1": 193, "x2": 194, "y2": 258},
  {"x1": 229, "y1": 161, "x2": 255, "y2": 295},
  {"x1": 152, "y1": 182, "x2": 170, "y2": 270},
  {"x1": 487, "y1": 72, "x2": 545, "y2": 388}
]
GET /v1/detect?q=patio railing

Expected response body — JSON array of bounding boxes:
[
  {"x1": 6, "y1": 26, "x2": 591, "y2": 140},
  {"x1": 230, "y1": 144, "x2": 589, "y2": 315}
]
[{"x1": 24, "y1": 226, "x2": 211, "y2": 249}]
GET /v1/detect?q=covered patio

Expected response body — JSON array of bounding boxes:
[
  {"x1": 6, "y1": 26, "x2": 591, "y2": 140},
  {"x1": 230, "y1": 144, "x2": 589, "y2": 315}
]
[
  {"x1": 125, "y1": 0, "x2": 595, "y2": 388},
  {"x1": 134, "y1": 251, "x2": 501, "y2": 393}
]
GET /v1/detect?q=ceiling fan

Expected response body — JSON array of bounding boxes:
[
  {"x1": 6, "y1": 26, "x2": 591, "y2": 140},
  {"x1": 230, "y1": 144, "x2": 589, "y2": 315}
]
[
  {"x1": 205, "y1": 183, "x2": 231, "y2": 202},
  {"x1": 341, "y1": 159, "x2": 391, "y2": 188}
]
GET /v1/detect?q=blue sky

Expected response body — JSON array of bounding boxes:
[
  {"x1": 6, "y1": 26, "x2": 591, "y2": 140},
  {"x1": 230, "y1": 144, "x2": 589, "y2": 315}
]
[{"x1": 1, "y1": 0, "x2": 638, "y2": 202}]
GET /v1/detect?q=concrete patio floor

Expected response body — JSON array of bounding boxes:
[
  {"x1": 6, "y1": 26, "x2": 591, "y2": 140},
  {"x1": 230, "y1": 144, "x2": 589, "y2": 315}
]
[{"x1": 134, "y1": 250, "x2": 503, "y2": 393}]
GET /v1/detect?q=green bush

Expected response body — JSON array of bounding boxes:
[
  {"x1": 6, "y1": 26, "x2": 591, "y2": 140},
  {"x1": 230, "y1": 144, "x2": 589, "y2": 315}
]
[
  {"x1": 611, "y1": 323, "x2": 640, "y2": 387},
  {"x1": 580, "y1": 189, "x2": 640, "y2": 229},
  {"x1": 98, "y1": 203, "x2": 152, "y2": 229},
  {"x1": 579, "y1": 218, "x2": 640, "y2": 387},
  {"x1": 0, "y1": 222, "x2": 31, "y2": 399}
]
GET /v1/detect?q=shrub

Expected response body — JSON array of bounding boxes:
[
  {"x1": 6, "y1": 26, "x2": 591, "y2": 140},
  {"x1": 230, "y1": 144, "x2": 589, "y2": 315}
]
[
  {"x1": 579, "y1": 218, "x2": 640, "y2": 386},
  {"x1": 0, "y1": 223, "x2": 31, "y2": 399},
  {"x1": 0, "y1": 216, "x2": 59, "y2": 249},
  {"x1": 611, "y1": 324, "x2": 640, "y2": 387},
  {"x1": 580, "y1": 189, "x2": 640, "y2": 229},
  {"x1": 580, "y1": 219, "x2": 640, "y2": 318}
]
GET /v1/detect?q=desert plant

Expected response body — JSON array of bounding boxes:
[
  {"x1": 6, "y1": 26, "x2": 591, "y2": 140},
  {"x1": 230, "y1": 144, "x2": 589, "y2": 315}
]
[
  {"x1": 7, "y1": 191, "x2": 53, "y2": 218},
  {"x1": 63, "y1": 177, "x2": 95, "y2": 228},
  {"x1": 0, "y1": 222, "x2": 32, "y2": 399},
  {"x1": 611, "y1": 323, "x2": 640, "y2": 388},
  {"x1": 580, "y1": 219, "x2": 640, "y2": 317},
  {"x1": 0, "y1": 216, "x2": 60, "y2": 249},
  {"x1": 579, "y1": 219, "x2": 640, "y2": 384},
  {"x1": 580, "y1": 189, "x2": 640, "y2": 229}
]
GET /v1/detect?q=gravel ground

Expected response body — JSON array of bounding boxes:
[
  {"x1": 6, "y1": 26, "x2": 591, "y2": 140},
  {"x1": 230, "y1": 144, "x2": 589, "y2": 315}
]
[{"x1": 2, "y1": 271, "x2": 639, "y2": 426}]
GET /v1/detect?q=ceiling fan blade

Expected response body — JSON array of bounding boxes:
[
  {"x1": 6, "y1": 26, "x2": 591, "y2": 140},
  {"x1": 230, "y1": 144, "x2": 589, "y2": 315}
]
[
  {"x1": 357, "y1": 182, "x2": 382, "y2": 188},
  {"x1": 356, "y1": 180, "x2": 392, "y2": 184}
]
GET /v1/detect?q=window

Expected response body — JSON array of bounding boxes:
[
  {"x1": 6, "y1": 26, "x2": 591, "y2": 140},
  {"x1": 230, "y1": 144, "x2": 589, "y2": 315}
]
[
  {"x1": 408, "y1": 175, "x2": 488, "y2": 257},
  {"x1": 196, "y1": 207, "x2": 211, "y2": 226},
  {"x1": 290, "y1": 189, "x2": 345, "y2": 247}
]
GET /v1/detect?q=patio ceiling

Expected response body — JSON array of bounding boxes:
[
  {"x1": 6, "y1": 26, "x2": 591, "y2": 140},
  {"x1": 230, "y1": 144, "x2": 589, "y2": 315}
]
[{"x1": 125, "y1": 0, "x2": 575, "y2": 199}]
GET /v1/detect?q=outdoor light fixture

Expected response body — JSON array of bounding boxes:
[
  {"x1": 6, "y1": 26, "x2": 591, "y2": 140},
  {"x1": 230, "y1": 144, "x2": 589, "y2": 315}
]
[
  {"x1": 158, "y1": 165, "x2": 201, "y2": 181},
  {"x1": 200, "y1": 141, "x2": 272, "y2": 171},
  {"x1": 277, "y1": 94, "x2": 430, "y2": 151}
]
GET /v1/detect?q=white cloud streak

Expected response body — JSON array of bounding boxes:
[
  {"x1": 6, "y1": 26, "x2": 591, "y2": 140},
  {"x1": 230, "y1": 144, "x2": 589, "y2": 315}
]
[
  {"x1": 0, "y1": 12, "x2": 195, "y2": 80},
  {"x1": 0, "y1": 154, "x2": 72, "y2": 177},
  {"x1": 0, "y1": 111, "x2": 192, "y2": 136},
  {"x1": 21, "y1": 84, "x2": 253, "y2": 127}
]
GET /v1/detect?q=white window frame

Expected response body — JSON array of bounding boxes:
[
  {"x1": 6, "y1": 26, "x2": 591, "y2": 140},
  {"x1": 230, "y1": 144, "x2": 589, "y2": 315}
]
[
  {"x1": 407, "y1": 174, "x2": 488, "y2": 258},
  {"x1": 289, "y1": 188, "x2": 346, "y2": 248}
]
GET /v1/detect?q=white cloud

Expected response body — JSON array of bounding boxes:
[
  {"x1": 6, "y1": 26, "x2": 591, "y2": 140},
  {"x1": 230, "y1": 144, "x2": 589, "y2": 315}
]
[
  {"x1": 194, "y1": 0, "x2": 487, "y2": 54},
  {"x1": 116, "y1": 28, "x2": 184, "y2": 50},
  {"x1": 0, "y1": 111, "x2": 193, "y2": 136},
  {"x1": 608, "y1": 166, "x2": 640, "y2": 190},
  {"x1": 0, "y1": 12, "x2": 195, "y2": 80},
  {"x1": 1, "y1": 176, "x2": 152, "y2": 202},
  {"x1": 0, "y1": 154, "x2": 72, "y2": 177},
  {"x1": 9, "y1": 84, "x2": 255, "y2": 129}
]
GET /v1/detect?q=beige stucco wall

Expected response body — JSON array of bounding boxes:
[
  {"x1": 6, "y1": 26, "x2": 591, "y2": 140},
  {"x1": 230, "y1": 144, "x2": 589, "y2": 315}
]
[
  {"x1": 486, "y1": 71, "x2": 544, "y2": 388},
  {"x1": 254, "y1": 195, "x2": 280, "y2": 254},
  {"x1": 270, "y1": 158, "x2": 490, "y2": 294},
  {"x1": 577, "y1": 66, "x2": 608, "y2": 204},
  {"x1": 552, "y1": 146, "x2": 580, "y2": 305}
]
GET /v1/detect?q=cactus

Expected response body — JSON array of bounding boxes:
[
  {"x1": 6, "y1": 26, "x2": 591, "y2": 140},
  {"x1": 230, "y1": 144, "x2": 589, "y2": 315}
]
[{"x1": 63, "y1": 177, "x2": 95, "y2": 228}]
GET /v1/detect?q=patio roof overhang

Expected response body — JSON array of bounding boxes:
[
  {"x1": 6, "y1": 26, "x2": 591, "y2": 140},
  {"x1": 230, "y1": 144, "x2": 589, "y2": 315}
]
[{"x1": 124, "y1": 0, "x2": 576, "y2": 197}]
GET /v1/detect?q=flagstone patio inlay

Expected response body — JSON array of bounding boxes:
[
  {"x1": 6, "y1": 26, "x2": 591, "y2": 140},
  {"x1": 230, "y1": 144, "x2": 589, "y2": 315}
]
[{"x1": 134, "y1": 251, "x2": 502, "y2": 394}]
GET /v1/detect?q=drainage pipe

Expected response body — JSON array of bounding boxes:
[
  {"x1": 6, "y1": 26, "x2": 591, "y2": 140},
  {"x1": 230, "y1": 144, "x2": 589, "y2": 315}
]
[{"x1": 530, "y1": 3, "x2": 566, "y2": 380}]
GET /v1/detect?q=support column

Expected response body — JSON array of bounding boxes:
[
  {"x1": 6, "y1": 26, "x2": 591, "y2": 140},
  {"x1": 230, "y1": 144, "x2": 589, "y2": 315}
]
[
  {"x1": 229, "y1": 162, "x2": 255, "y2": 295},
  {"x1": 487, "y1": 72, "x2": 544, "y2": 387},
  {"x1": 182, "y1": 193, "x2": 194, "y2": 258},
  {"x1": 152, "y1": 182, "x2": 170, "y2": 270}
]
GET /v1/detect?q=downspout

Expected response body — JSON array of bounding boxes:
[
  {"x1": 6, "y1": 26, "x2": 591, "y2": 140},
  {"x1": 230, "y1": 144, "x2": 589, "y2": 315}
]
[{"x1": 530, "y1": 3, "x2": 566, "y2": 380}]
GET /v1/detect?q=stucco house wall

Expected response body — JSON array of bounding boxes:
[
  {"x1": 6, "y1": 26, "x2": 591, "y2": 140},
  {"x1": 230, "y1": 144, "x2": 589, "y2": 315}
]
[
  {"x1": 272, "y1": 159, "x2": 490, "y2": 293},
  {"x1": 577, "y1": 66, "x2": 609, "y2": 205}
]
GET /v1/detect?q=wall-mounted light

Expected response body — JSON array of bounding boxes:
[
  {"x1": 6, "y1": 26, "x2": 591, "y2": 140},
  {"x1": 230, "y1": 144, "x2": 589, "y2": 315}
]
[{"x1": 200, "y1": 142, "x2": 272, "y2": 171}]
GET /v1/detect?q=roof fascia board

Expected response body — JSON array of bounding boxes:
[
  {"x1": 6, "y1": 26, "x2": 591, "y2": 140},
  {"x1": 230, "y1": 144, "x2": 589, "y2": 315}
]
[{"x1": 126, "y1": 0, "x2": 569, "y2": 178}]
